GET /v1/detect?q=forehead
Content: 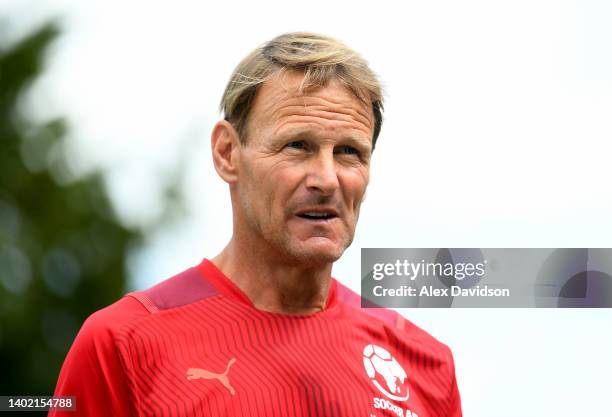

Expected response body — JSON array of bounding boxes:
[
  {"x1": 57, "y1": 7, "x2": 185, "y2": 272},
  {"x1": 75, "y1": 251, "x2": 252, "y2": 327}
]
[{"x1": 248, "y1": 70, "x2": 374, "y2": 142}]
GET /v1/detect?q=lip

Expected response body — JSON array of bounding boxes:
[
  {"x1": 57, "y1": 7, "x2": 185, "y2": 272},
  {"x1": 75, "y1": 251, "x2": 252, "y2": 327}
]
[
  {"x1": 294, "y1": 207, "x2": 340, "y2": 217},
  {"x1": 294, "y1": 207, "x2": 341, "y2": 223}
]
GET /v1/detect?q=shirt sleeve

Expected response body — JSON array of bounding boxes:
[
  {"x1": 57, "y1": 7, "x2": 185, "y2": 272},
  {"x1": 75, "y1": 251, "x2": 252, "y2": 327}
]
[
  {"x1": 446, "y1": 347, "x2": 463, "y2": 417},
  {"x1": 48, "y1": 296, "x2": 149, "y2": 417}
]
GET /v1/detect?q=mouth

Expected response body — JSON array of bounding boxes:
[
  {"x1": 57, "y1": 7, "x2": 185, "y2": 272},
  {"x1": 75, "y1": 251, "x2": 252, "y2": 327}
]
[{"x1": 295, "y1": 208, "x2": 339, "y2": 222}]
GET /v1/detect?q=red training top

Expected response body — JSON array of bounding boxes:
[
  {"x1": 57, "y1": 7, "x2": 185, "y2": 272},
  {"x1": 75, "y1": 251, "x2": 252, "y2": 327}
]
[{"x1": 50, "y1": 259, "x2": 462, "y2": 417}]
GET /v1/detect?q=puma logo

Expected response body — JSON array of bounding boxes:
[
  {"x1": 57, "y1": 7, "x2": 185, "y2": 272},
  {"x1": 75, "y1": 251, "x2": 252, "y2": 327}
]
[{"x1": 186, "y1": 357, "x2": 237, "y2": 395}]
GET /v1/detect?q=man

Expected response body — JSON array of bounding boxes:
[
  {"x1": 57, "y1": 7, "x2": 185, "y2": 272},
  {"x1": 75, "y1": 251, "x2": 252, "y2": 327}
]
[{"x1": 50, "y1": 32, "x2": 462, "y2": 417}]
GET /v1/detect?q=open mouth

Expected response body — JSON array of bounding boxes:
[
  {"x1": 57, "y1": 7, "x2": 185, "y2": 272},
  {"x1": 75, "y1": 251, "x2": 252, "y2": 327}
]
[{"x1": 296, "y1": 212, "x2": 338, "y2": 221}]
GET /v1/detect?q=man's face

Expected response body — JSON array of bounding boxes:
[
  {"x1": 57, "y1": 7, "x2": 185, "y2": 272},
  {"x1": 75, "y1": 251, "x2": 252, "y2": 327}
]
[{"x1": 233, "y1": 71, "x2": 374, "y2": 266}]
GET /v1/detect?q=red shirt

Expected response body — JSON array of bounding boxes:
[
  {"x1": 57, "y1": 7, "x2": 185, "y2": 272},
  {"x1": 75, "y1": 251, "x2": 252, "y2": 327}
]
[{"x1": 50, "y1": 259, "x2": 462, "y2": 417}]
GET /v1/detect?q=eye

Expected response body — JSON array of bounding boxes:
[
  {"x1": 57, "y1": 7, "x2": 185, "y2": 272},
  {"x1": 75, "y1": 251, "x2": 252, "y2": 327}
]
[
  {"x1": 335, "y1": 145, "x2": 360, "y2": 156},
  {"x1": 285, "y1": 141, "x2": 306, "y2": 150}
]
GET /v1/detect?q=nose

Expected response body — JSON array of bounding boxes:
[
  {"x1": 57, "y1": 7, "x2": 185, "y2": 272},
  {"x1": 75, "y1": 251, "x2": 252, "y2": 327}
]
[{"x1": 304, "y1": 149, "x2": 340, "y2": 196}]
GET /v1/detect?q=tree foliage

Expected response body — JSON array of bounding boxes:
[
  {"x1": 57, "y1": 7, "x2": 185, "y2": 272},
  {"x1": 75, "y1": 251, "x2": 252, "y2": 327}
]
[{"x1": 0, "y1": 21, "x2": 142, "y2": 395}]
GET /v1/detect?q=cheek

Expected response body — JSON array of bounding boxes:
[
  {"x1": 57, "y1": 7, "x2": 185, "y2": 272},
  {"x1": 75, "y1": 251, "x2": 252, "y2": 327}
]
[
  {"x1": 341, "y1": 170, "x2": 369, "y2": 208},
  {"x1": 259, "y1": 166, "x2": 301, "y2": 217},
  {"x1": 269, "y1": 163, "x2": 303, "y2": 194},
  {"x1": 239, "y1": 166, "x2": 272, "y2": 219}
]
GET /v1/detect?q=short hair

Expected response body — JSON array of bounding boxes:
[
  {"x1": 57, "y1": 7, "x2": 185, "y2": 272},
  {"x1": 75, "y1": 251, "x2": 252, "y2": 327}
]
[{"x1": 220, "y1": 32, "x2": 384, "y2": 150}]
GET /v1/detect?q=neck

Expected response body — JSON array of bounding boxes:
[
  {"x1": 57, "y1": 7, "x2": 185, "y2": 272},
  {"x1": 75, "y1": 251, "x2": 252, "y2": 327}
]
[{"x1": 212, "y1": 239, "x2": 333, "y2": 315}]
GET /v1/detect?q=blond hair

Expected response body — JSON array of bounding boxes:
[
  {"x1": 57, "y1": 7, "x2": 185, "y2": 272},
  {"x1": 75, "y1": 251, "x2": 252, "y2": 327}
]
[{"x1": 220, "y1": 32, "x2": 384, "y2": 149}]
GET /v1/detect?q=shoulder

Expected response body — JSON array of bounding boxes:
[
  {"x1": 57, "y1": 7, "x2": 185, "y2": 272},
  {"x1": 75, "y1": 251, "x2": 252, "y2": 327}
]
[
  {"x1": 130, "y1": 264, "x2": 221, "y2": 312},
  {"x1": 79, "y1": 263, "x2": 220, "y2": 342},
  {"x1": 74, "y1": 295, "x2": 150, "y2": 351},
  {"x1": 53, "y1": 265, "x2": 221, "y2": 416},
  {"x1": 52, "y1": 295, "x2": 148, "y2": 416}
]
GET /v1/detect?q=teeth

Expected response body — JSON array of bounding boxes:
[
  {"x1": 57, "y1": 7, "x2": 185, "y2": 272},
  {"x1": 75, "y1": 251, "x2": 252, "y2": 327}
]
[{"x1": 303, "y1": 212, "x2": 331, "y2": 218}]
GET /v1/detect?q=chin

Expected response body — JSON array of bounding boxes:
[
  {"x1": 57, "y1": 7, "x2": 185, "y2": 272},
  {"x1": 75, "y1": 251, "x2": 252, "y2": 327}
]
[{"x1": 284, "y1": 239, "x2": 349, "y2": 267}]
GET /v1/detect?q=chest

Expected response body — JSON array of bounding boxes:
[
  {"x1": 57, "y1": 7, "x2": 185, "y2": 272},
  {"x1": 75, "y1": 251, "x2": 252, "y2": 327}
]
[{"x1": 118, "y1": 311, "x2": 443, "y2": 417}]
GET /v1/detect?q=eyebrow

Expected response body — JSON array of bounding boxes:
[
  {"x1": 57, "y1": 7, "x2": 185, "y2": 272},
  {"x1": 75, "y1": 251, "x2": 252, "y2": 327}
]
[{"x1": 275, "y1": 128, "x2": 373, "y2": 154}]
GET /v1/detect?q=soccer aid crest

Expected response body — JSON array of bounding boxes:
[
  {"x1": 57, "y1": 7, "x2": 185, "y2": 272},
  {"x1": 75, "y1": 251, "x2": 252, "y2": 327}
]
[{"x1": 362, "y1": 344, "x2": 409, "y2": 401}]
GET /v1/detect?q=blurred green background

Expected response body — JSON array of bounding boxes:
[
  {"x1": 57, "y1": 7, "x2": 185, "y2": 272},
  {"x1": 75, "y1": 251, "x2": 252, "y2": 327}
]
[{"x1": 0, "y1": 19, "x2": 183, "y2": 398}]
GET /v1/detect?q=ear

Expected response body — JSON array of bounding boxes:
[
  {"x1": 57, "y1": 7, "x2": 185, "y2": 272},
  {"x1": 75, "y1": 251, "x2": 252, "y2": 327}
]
[{"x1": 211, "y1": 120, "x2": 241, "y2": 184}]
